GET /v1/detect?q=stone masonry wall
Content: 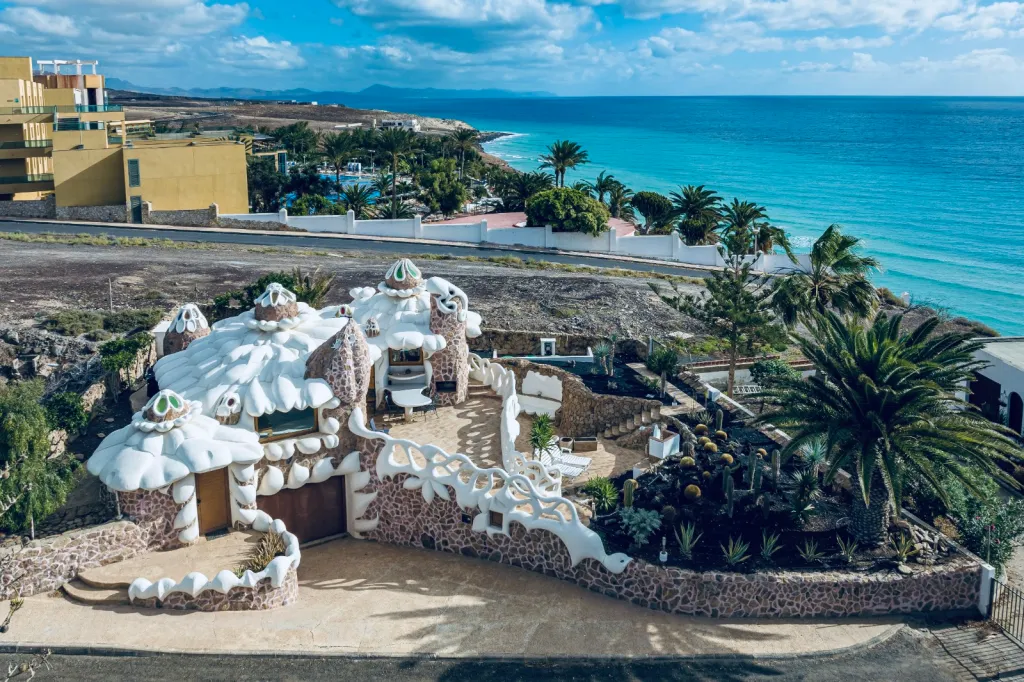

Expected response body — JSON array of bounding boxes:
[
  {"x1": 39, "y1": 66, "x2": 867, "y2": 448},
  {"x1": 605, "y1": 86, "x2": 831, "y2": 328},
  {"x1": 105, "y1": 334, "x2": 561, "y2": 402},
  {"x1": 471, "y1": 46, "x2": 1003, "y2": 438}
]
[
  {"x1": 0, "y1": 521, "x2": 147, "y2": 600},
  {"x1": 119, "y1": 488, "x2": 185, "y2": 551},
  {"x1": 143, "y1": 202, "x2": 217, "y2": 227},
  {"x1": 55, "y1": 204, "x2": 128, "y2": 223},
  {"x1": 356, "y1": 434, "x2": 982, "y2": 618},
  {"x1": 0, "y1": 195, "x2": 54, "y2": 219},
  {"x1": 469, "y1": 329, "x2": 648, "y2": 362},
  {"x1": 497, "y1": 359, "x2": 661, "y2": 438},
  {"x1": 429, "y1": 294, "x2": 469, "y2": 407},
  {"x1": 132, "y1": 567, "x2": 299, "y2": 611},
  {"x1": 217, "y1": 216, "x2": 292, "y2": 231}
]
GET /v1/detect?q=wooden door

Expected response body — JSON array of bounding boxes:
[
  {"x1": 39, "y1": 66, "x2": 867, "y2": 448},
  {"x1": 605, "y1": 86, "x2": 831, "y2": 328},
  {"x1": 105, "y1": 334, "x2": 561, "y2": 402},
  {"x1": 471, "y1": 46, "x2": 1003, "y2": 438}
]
[
  {"x1": 196, "y1": 468, "x2": 230, "y2": 535},
  {"x1": 257, "y1": 477, "x2": 346, "y2": 544}
]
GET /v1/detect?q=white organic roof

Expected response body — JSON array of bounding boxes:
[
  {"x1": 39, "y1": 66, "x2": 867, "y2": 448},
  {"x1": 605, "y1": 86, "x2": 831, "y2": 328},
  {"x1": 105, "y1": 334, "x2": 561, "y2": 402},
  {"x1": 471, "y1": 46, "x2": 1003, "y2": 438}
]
[
  {"x1": 88, "y1": 390, "x2": 263, "y2": 492},
  {"x1": 348, "y1": 268, "x2": 482, "y2": 357},
  {"x1": 154, "y1": 300, "x2": 348, "y2": 417}
]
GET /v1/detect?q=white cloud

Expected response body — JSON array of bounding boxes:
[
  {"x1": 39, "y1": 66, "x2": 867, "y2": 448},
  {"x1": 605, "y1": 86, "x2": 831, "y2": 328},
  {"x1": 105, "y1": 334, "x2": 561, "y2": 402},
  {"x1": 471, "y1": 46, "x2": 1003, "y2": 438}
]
[
  {"x1": 780, "y1": 51, "x2": 888, "y2": 72},
  {"x1": 640, "y1": 21, "x2": 784, "y2": 57},
  {"x1": 901, "y1": 48, "x2": 1023, "y2": 72},
  {"x1": 792, "y1": 35, "x2": 894, "y2": 50},
  {"x1": 1, "y1": 7, "x2": 78, "y2": 37},
  {"x1": 218, "y1": 35, "x2": 306, "y2": 70},
  {"x1": 934, "y1": 2, "x2": 1024, "y2": 39}
]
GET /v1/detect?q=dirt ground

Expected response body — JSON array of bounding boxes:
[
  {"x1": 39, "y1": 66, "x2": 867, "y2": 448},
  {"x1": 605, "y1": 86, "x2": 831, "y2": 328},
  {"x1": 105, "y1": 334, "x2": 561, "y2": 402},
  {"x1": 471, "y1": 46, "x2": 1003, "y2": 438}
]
[{"x1": 0, "y1": 240, "x2": 703, "y2": 341}]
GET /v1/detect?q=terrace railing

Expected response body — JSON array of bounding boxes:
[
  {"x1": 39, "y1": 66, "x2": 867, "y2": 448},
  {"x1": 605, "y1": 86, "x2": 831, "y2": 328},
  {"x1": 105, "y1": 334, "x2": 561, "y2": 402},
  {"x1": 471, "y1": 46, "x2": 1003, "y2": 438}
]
[
  {"x1": 0, "y1": 104, "x2": 122, "y2": 115},
  {"x1": 0, "y1": 174, "x2": 54, "y2": 184},
  {"x1": 0, "y1": 140, "x2": 53, "y2": 149}
]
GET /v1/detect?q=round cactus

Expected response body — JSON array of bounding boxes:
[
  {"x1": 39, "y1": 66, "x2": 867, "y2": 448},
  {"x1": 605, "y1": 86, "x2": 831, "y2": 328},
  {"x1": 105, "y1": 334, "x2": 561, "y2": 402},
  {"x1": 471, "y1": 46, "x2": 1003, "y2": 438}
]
[
  {"x1": 757, "y1": 448, "x2": 768, "y2": 457},
  {"x1": 715, "y1": 430, "x2": 728, "y2": 440},
  {"x1": 684, "y1": 484, "x2": 702, "y2": 501},
  {"x1": 719, "y1": 453, "x2": 734, "y2": 465},
  {"x1": 694, "y1": 424, "x2": 708, "y2": 436},
  {"x1": 680, "y1": 456, "x2": 696, "y2": 468},
  {"x1": 702, "y1": 470, "x2": 712, "y2": 480},
  {"x1": 703, "y1": 442, "x2": 719, "y2": 453},
  {"x1": 698, "y1": 436, "x2": 711, "y2": 447}
]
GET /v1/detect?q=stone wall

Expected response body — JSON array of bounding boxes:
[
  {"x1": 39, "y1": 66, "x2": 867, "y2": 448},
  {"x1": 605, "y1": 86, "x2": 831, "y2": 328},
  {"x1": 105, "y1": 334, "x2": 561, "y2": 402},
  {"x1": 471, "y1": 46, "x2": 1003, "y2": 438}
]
[
  {"x1": 497, "y1": 359, "x2": 661, "y2": 438},
  {"x1": 132, "y1": 567, "x2": 299, "y2": 611},
  {"x1": 357, "y1": 437, "x2": 983, "y2": 618},
  {"x1": 142, "y1": 202, "x2": 217, "y2": 227},
  {"x1": 469, "y1": 329, "x2": 647, "y2": 362},
  {"x1": 0, "y1": 195, "x2": 54, "y2": 219},
  {"x1": 429, "y1": 294, "x2": 469, "y2": 407},
  {"x1": 55, "y1": 204, "x2": 128, "y2": 223},
  {"x1": 217, "y1": 216, "x2": 292, "y2": 232},
  {"x1": 0, "y1": 521, "x2": 147, "y2": 600},
  {"x1": 119, "y1": 488, "x2": 185, "y2": 551}
]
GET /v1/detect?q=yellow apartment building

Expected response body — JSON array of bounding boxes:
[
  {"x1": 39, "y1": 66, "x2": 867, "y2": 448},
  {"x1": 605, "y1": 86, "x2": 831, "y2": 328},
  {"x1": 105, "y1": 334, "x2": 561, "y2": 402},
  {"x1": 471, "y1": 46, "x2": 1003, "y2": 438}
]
[{"x1": 0, "y1": 56, "x2": 248, "y2": 217}]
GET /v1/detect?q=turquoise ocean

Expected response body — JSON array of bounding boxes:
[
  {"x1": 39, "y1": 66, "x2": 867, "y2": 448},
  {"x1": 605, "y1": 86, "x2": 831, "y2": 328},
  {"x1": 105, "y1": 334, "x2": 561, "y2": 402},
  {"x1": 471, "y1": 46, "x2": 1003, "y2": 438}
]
[{"x1": 352, "y1": 96, "x2": 1024, "y2": 335}]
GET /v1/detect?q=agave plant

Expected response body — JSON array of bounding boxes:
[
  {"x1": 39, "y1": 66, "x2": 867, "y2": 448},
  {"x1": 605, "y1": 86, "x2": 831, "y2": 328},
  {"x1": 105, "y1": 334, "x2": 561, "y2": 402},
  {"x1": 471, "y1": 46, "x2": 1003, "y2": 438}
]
[
  {"x1": 581, "y1": 477, "x2": 618, "y2": 514},
  {"x1": 721, "y1": 535, "x2": 750, "y2": 567},
  {"x1": 890, "y1": 533, "x2": 918, "y2": 564},
  {"x1": 797, "y1": 538, "x2": 825, "y2": 564},
  {"x1": 760, "y1": 530, "x2": 783, "y2": 561},
  {"x1": 675, "y1": 521, "x2": 702, "y2": 560},
  {"x1": 836, "y1": 534, "x2": 858, "y2": 563}
]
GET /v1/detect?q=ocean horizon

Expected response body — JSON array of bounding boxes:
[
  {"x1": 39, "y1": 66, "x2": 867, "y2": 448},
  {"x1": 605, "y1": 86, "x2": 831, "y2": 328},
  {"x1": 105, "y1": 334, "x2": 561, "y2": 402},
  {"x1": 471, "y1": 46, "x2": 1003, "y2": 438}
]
[{"x1": 354, "y1": 95, "x2": 1024, "y2": 336}]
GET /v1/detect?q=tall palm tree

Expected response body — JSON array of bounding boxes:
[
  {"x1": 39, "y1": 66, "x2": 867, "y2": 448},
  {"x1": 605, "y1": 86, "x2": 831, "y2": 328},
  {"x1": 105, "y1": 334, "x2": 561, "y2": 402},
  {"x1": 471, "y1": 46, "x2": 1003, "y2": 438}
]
[
  {"x1": 753, "y1": 221, "x2": 795, "y2": 260},
  {"x1": 757, "y1": 312, "x2": 1021, "y2": 545},
  {"x1": 339, "y1": 182, "x2": 376, "y2": 219},
  {"x1": 570, "y1": 180, "x2": 594, "y2": 197},
  {"x1": 606, "y1": 181, "x2": 635, "y2": 222},
  {"x1": 587, "y1": 171, "x2": 618, "y2": 204},
  {"x1": 321, "y1": 132, "x2": 359, "y2": 189},
  {"x1": 448, "y1": 128, "x2": 479, "y2": 179},
  {"x1": 539, "y1": 140, "x2": 589, "y2": 187},
  {"x1": 720, "y1": 199, "x2": 768, "y2": 250},
  {"x1": 671, "y1": 185, "x2": 722, "y2": 245},
  {"x1": 772, "y1": 224, "x2": 880, "y2": 326},
  {"x1": 373, "y1": 128, "x2": 419, "y2": 218}
]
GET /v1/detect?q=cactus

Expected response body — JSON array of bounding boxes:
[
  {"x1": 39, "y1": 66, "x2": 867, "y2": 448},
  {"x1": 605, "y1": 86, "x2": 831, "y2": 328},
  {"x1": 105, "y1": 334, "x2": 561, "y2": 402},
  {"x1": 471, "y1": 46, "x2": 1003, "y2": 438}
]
[
  {"x1": 661, "y1": 504, "x2": 678, "y2": 525},
  {"x1": 703, "y1": 442, "x2": 718, "y2": 453},
  {"x1": 715, "y1": 408, "x2": 724, "y2": 432},
  {"x1": 623, "y1": 478, "x2": 638, "y2": 508},
  {"x1": 771, "y1": 449, "x2": 781, "y2": 490},
  {"x1": 725, "y1": 475, "x2": 735, "y2": 518},
  {"x1": 718, "y1": 453, "x2": 733, "y2": 465},
  {"x1": 680, "y1": 456, "x2": 696, "y2": 468},
  {"x1": 746, "y1": 453, "x2": 757, "y2": 488},
  {"x1": 694, "y1": 423, "x2": 708, "y2": 436},
  {"x1": 715, "y1": 430, "x2": 728, "y2": 440},
  {"x1": 752, "y1": 465, "x2": 762, "y2": 493},
  {"x1": 682, "y1": 440, "x2": 696, "y2": 459},
  {"x1": 684, "y1": 484, "x2": 701, "y2": 501}
]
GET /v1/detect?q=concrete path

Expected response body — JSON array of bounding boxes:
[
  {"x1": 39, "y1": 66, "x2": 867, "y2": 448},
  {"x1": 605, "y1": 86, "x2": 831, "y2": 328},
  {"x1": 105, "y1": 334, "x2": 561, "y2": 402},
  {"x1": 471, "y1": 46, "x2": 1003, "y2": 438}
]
[
  {"x1": 0, "y1": 219, "x2": 714, "y2": 279},
  {"x1": 3, "y1": 538, "x2": 902, "y2": 658},
  {"x1": 626, "y1": 362, "x2": 703, "y2": 415}
]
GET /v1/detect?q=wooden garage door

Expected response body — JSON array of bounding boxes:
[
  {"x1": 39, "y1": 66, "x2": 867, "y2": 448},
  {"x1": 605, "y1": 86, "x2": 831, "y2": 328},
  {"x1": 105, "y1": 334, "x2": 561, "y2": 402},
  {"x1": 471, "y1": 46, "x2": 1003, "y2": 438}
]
[{"x1": 257, "y1": 477, "x2": 346, "y2": 544}]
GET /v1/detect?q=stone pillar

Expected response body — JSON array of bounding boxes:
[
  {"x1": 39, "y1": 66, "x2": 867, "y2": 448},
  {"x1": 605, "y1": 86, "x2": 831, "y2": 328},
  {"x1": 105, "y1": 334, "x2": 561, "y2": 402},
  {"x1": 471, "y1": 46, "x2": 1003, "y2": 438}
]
[
  {"x1": 305, "y1": 320, "x2": 372, "y2": 455},
  {"x1": 428, "y1": 294, "x2": 468, "y2": 407}
]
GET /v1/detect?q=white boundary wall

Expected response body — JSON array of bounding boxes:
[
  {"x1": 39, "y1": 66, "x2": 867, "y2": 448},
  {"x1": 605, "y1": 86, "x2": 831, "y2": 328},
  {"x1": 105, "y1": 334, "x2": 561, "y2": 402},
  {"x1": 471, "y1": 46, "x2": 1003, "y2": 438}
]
[{"x1": 222, "y1": 210, "x2": 810, "y2": 274}]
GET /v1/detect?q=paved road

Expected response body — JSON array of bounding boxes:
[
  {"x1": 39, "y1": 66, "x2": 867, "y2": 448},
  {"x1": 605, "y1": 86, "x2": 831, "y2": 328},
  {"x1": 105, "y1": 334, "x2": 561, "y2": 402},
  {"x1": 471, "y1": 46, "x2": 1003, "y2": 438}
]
[
  {"x1": 0, "y1": 220, "x2": 712, "y2": 279},
  {"x1": 10, "y1": 628, "x2": 968, "y2": 681}
]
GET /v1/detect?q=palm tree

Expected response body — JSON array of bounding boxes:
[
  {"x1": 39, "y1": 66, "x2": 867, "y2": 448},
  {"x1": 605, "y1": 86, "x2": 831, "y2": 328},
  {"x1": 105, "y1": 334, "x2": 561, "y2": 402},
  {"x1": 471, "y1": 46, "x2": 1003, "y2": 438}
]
[
  {"x1": 720, "y1": 199, "x2": 768, "y2": 251},
  {"x1": 587, "y1": 171, "x2": 618, "y2": 204},
  {"x1": 321, "y1": 132, "x2": 359, "y2": 190},
  {"x1": 645, "y1": 346, "x2": 679, "y2": 397},
  {"x1": 570, "y1": 180, "x2": 594, "y2": 197},
  {"x1": 772, "y1": 224, "x2": 880, "y2": 326},
  {"x1": 539, "y1": 140, "x2": 589, "y2": 187},
  {"x1": 373, "y1": 128, "x2": 419, "y2": 218},
  {"x1": 339, "y1": 182, "x2": 376, "y2": 219},
  {"x1": 448, "y1": 128, "x2": 479, "y2": 179},
  {"x1": 753, "y1": 221, "x2": 795, "y2": 260},
  {"x1": 757, "y1": 312, "x2": 1021, "y2": 546},
  {"x1": 371, "y1": 171, "x2": 394, "y2": 199},
  {"x1": 606, "y1": 181, "x2": 635, "y2": 222},
  {"x1": 671, "y1": 185, "x2": 722, "y2": 245}
]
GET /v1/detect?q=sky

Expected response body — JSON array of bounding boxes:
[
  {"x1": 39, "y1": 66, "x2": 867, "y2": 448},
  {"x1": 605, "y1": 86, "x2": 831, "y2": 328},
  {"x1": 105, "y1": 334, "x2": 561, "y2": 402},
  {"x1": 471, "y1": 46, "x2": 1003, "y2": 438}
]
[{"x1": 1, "y1": 0, "x2": 1023, "y2": 96}]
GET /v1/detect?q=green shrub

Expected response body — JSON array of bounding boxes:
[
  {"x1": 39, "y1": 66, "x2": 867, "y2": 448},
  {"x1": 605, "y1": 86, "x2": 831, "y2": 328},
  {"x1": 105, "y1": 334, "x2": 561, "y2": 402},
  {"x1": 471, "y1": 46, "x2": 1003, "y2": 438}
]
[
  {"x1": 877, "y1": 287, "x2": 908, "y2": 308},
  {"x1": 44, "y1": 392, "x2": 88, "y2": 434},
  {"x1": 84, "y1": 329, "x2": 112, "y2": 342},
  {"x1": 43, "y1": 310, "x2": 104, "y2": 336},
  {"x1": 749, "y1": 358, "x2": 798, "y2": 387},
  {"x1": 0, "y1": 380, "x2": 79, "y2": 534},
  {"x1": 102, "y1": 308, "x2": 163, "y2": 333},
  {"x1": 210, "y1": 268, "x2": 335, "y2": 321},
  {"x1": 99, "y1": 332, "x2": 153, "y2": 373},
  {"x1": 525, "y1": 187, "x2": 610, "y2": 237},
  {"x1": 630, "y1": 191, "x2": 674, "y2": 234},
  {"x1": 241, "y1": 531, "x2": 287, "y2": 573},
  {"x1": 617, "y1": 507, "x2": 661, "y2": 548},
  {"x1": 581, "y1": 477, "x2": 618, "y2": 514}
]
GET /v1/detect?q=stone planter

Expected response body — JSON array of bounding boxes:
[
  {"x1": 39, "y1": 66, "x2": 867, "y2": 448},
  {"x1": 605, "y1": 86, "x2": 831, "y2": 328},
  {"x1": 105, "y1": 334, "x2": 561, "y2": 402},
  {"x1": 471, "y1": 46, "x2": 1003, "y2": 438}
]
[
  {"x1": 575, "y1": 436, "x2": 598, "y2": 452},
  {"x1": 559, "y1": 437, "x2": 575, "y2": 451}
]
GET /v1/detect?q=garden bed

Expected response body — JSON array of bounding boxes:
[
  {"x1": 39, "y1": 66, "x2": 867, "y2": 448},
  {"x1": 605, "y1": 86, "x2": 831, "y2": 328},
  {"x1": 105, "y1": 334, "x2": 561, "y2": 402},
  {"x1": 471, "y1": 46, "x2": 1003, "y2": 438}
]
[
  {"x1": 534, "y1": 358, "x2": 675, "y2": 406},
  {"x1": 584, "y1": 412, "x2": 960, "y2": 574}
]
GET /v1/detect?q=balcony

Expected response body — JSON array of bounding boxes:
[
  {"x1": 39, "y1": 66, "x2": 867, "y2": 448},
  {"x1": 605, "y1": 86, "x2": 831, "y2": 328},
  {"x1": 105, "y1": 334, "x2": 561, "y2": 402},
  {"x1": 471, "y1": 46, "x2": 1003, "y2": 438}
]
[
  {"x1": 0, "y1": 105, "x2": 123, "y2": 114},
  {"x1": 0, "y1": 173, "x2": 55, "y2": 193},
  {"x1": 0, "y1": 140, "x2": 53, "y2": 159}
]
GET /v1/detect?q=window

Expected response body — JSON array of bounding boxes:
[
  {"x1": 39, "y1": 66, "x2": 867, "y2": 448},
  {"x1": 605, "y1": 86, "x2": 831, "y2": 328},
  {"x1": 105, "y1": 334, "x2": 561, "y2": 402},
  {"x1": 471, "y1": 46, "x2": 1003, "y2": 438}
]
[
  {"x1": 488, "y1": 510, "x2": 503, "y2": 529},
  {"x1": 389, "y1": 348, "x2": 423, "y2": 366},
  {"x1": 435, "y1": 381, "x2": 457, "y2": 394},
  {"x1": 127, "y1": 158, "x2": 141, "y2": 187},
  {"x1": 254, "y1": 407, "x2": 319, "y2": 443}
]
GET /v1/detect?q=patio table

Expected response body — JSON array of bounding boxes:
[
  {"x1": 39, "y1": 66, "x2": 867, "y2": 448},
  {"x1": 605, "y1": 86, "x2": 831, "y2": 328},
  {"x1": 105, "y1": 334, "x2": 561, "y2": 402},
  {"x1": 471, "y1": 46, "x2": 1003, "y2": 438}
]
[{"x1": 390, "y1": 388, "x2": 432, "y2": 422}]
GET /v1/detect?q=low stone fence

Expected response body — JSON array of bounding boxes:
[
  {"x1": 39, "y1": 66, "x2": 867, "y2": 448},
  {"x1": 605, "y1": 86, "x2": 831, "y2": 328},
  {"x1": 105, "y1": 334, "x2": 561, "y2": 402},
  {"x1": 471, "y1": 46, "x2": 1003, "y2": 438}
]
[
  {"x1": 131, "y1": 567, "x2": 299, "y2": 611},
  {"x1": 364, "y1": 467, "x2": 985, "y2": 618},
  {"x1": 217, "y1": 216, "x2": 291, "y2": 231},
  {"x1": 0, "y1": 521, "x2": 147, "y2": 600},
  {"x1": 0, "y1": 195, "x2": 54, "y2": 218},
  {"x1": 56, "y1": 204, "x2": 128, "y2": 223},
  {"x1": 497, "y1": 358, "x2": 661, "y2": 438},
  {"x1": 142, "y1": 202, "x2": 216, "y2": 227}
]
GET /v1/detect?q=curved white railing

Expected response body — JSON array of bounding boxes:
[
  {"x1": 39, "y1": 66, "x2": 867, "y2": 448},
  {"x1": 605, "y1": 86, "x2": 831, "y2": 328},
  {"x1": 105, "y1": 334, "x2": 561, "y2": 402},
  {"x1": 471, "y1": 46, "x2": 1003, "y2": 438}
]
[
  {"x1": 127, "y1": 511, "x2": 300, "y2": 602},
  {"x1": 350, "y1": 407, "x2": 631, "y2": 574},
  {"x1": 468, "y1": 353, "x2": 562, "y2": 495}
]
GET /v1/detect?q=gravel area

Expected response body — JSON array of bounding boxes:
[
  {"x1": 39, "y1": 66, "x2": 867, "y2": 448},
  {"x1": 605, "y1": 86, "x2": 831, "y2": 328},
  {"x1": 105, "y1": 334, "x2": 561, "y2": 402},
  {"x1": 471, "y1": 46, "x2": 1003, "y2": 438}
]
[{"x1": 0, "y1": 240, "x2": 703, "y2": 340}]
